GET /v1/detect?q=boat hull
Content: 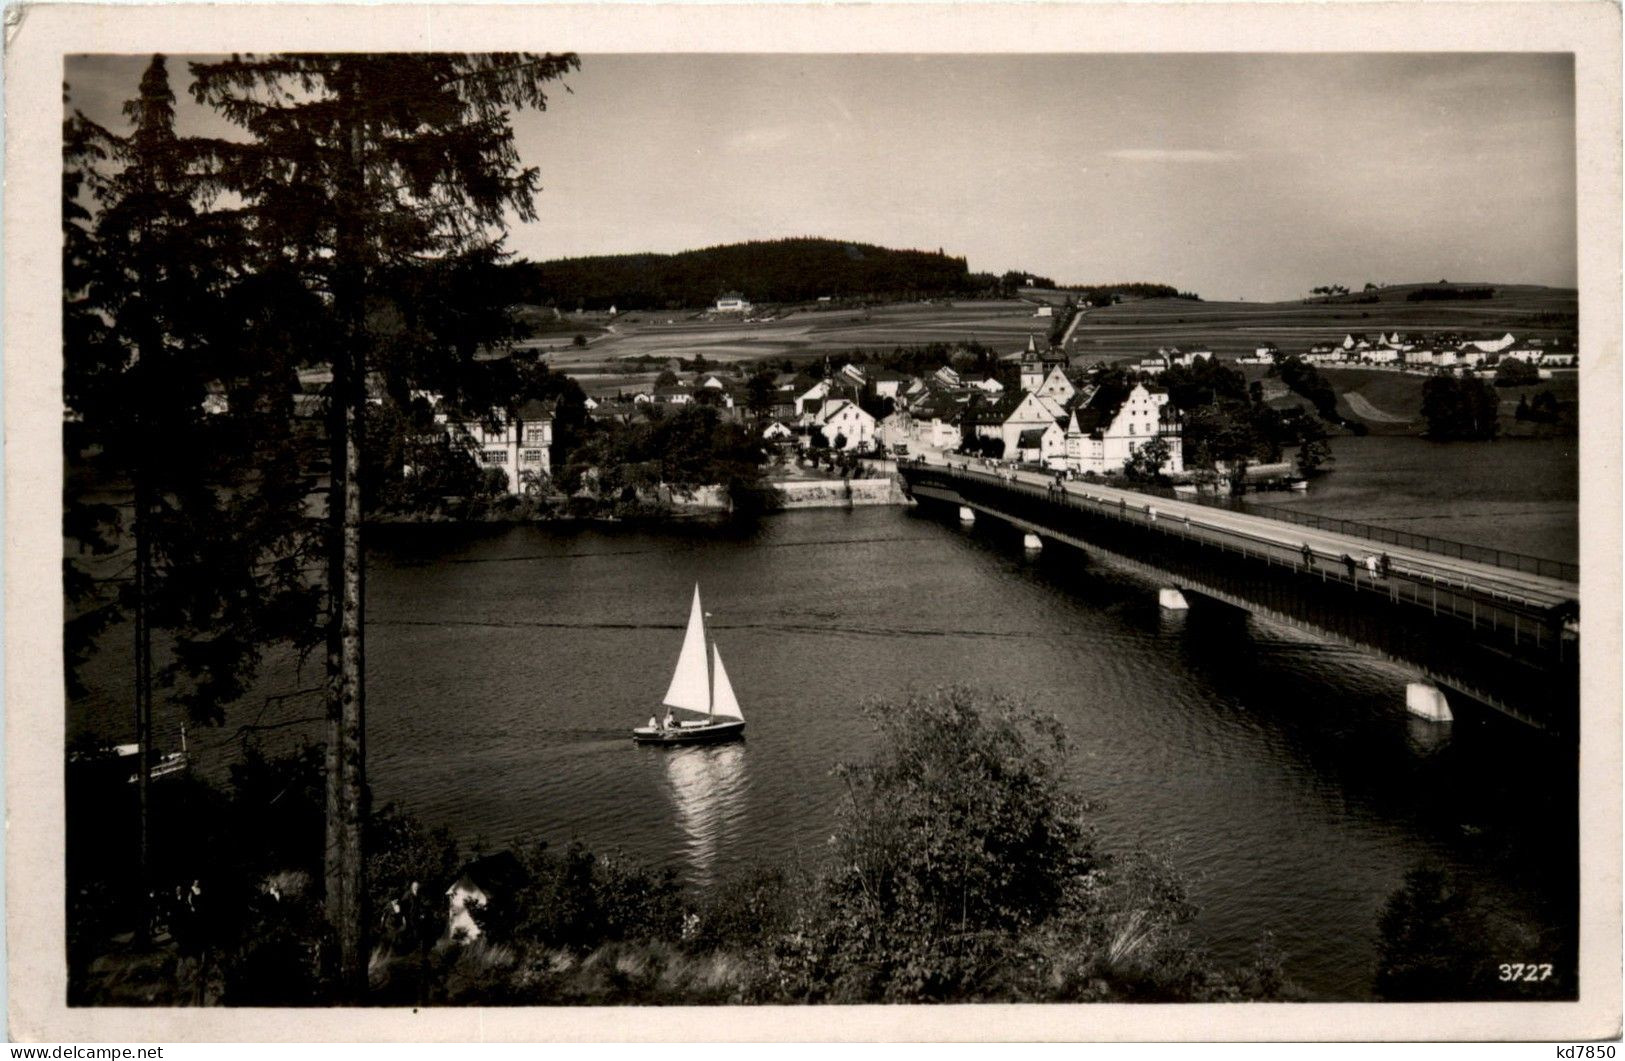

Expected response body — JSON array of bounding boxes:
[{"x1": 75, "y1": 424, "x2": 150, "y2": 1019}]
[{"x1": 632, "y1": 719, "x2": 745, "y2": 745}]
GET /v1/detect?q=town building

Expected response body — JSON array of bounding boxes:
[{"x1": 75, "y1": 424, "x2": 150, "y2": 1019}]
[
  {"x1": 1063, "y1": 382, "x2": 1184, "y2": 476},
  {"x1": 794, "y1": 379, "x2": 831, "y2": 416},
  {"x1": 1014, "y1": 421, "x2": 1067, "y2": 465},
  {"x1": 805, "y1": 398, "x2": 876, "y2": 450},
  {"x1": 1135, "y1": 353, "x2": 1169, "y2": 376},
  {"x1": 991, "y1": 389, "x2": 1070, "y2": 456},
  {"x1": 911, "y1": 393, "x2": 967, "y2": 449},
  {"x1": 868, "y1": 368, "x2": 912, "y2": 399},
  {"x1": 443, "y1": 399, "x2": 554, "y2": 494},
  {"x1": 714, "y1": 292, "x2": 751, "y2": 313},
  {"x1": 1032, "y1": 364, "x2": 1077, "y2": 407}
]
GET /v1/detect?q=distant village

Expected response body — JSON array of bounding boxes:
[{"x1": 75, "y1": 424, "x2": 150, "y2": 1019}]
[{"x1": 190, "y1": 316, "x2": 1578, "y2": 501}]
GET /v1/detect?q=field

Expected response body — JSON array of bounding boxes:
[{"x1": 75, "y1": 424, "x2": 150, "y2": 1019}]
[
  {"x1": 518, "y1": 300, "x2": 1054, "y2": 395},
  {"x1": 512, "y1": 284, "x2": 1578, "y2": 399},
  {"x1": 1067, "y1": 284, "x2": 1576, "y2": 365}
]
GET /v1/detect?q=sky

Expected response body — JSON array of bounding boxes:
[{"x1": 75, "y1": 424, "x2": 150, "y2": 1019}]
[{"x1": 66, "y1": 52, "x2": 1577, "y2": 302}]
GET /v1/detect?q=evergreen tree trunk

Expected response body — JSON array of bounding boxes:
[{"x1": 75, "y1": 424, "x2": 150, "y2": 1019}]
[
  {"x1": 326, "y1": 72, "x2": 370, "y2": 997},
  {"x1": 324, "y1": 339, "x2": 367, "y2": 994},
  {"x1": 132, "y1": 460, "x2": 152, "y2": 936}
]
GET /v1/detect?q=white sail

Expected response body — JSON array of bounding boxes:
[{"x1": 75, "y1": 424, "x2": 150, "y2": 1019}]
[
  {"x1": 710, "y1": 643, "x2": 744, "y2": 720},
  {"x1": 662, "y1": 584, "x2": 711, "y2": 712}
]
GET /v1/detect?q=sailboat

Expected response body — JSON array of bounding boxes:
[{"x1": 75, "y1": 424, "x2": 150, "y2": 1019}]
[{"x1": 633, "y1": 584, "x2": 746, "y2": 745}]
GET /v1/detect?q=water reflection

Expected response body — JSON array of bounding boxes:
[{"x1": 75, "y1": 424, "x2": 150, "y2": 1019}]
[{"x1": 658, "y1": 742, "x2": 749, "y2": 884}]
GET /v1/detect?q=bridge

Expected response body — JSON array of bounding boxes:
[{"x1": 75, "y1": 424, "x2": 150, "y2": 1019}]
[{"x1": 896, "y1": 458, "x2": 1580, "y2": 734}]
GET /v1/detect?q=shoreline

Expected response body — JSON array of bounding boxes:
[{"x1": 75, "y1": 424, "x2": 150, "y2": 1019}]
[{"x1": 365, "y1": 474, "x2": 914, "y2": 526}]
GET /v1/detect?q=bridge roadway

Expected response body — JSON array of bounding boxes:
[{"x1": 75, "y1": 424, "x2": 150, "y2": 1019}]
[{"x1": 899, "y1": 453, "x2": 1579, "y2": 731}]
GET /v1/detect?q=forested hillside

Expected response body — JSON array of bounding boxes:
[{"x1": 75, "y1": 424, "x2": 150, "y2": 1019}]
[{"x1": 522, "y1": 238, "x2": 977, "y2": 309}]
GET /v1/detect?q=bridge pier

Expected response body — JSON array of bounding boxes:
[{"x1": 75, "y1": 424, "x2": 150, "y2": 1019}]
[
  {"x1": 1023, "y1": 533, "x2": 1043, "y2": 552},
  {"x1": 958, "y1": 505, "x2": 975, "y2": 524},
  {"x1": 1158, "y1": 587, "x2": 1190, "y2": 611},
  {"x1": 1405, "y1": 682, "x2": 1454, "y2": 723}
]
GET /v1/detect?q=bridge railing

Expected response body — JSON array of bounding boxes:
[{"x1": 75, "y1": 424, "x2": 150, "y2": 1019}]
[
  {"x1": 1242, "y1": 502, "x2": 1578, "y2": 583},
  {"x1": 906, "y1": 463, "x2": 1574, "y2": 656}
]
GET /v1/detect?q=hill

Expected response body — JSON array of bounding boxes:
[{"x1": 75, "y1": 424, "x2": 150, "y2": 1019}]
[{"x1": 521, "y1": 238, "x2": 978, "y2": 310}]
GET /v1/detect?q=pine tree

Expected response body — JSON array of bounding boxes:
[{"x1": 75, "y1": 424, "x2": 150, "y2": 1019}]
[
  {"x1": 188, "y1": 52, "x2": 579, "y2": 993},
  {"x1": 66, "y1": 55, "x2": 326, "y2": 934}
]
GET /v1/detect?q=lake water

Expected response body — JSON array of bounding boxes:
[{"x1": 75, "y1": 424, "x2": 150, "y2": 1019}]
[
  {"x1": 72, "y1": 486, "x2": 1579, "y2": 1000},
  {"x1": 1243, "y1": 434, "x2": 1579, "y2": 565}
]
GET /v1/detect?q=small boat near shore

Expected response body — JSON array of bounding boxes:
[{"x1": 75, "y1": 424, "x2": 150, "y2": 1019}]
[{"x1": 633, "y1": 584, "x2": 746, "y2": 746}]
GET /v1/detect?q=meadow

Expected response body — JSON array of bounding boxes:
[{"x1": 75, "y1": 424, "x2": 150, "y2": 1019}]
[{"x1": 514, "y1": 284, "x2": 1578, "y2": 399}]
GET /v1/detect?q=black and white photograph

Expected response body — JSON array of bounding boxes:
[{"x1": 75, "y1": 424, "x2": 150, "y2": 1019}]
[{"x1": 8, "y1": 0, "x2": 1621, "y2": 1045}]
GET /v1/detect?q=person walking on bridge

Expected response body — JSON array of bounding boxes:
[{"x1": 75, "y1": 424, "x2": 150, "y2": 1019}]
[
  {"x1": 1301, "y1": 542, "x2": 1314, "y2": 571},
  {"x1": 1342, "y1": 553, "x2": 1357, "y2": 581}
]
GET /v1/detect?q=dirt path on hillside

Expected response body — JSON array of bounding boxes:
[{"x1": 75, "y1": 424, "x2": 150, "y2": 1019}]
[{"x1": 1343, "y1": 391, "x2": 1413, "y2": 424}]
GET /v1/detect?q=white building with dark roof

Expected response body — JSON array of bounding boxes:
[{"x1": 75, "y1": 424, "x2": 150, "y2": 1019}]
[{"x1": 1064, "y1": 382, "x2": 1183, "y2": 476}]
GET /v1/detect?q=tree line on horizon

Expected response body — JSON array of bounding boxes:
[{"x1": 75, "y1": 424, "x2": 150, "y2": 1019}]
[{"x1": 516, "y1": 237, "x2": 1196, "y2": 310}]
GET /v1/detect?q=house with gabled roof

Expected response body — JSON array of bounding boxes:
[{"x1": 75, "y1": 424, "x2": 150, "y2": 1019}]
[
  {"x1": 984, "y1": 389, "x2": 1071, "y2": 456},
  {"x1": 805, "y1": 398, "x2": 876, "y2": 451},
  {"x1": 794, "y1": 379, "x2": 832, "y2": 416},
  {"x1": 1063, "y1": 382, "x2": 1183, "y2": 476},
  {"x1": 911, "y1": 392, "x2": 968, "y2": 449},
  {"x1": 960, "y1": 391, "x2": 1023, "y2": 450},
  {"x1": 1466, "y1": 332, "x2": 1518, "y2": 354},
  {"x1": 1032, "y1": 364, "x2": 1076, "y2": 408},
  {"x1": 868, "y1": 368, "x2": 911, "y2": 399},
  {"x1": 1135, "y1": 353, "x2": 1170, "y2": 377},
  {"x1": 1014, "y1": 421, "x2": 1067, "y2": 465}
]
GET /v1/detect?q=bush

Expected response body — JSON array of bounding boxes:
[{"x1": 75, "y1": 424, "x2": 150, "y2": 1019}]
[
  {"x1": 786, "y1": 687, "x2": 1099, "y2": 1001},
  {"x1": 1495, "y1": 359, "x2": 1540, "y2": 387}
]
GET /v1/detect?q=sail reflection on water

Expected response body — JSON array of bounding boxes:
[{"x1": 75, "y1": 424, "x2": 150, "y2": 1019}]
[{"x1": 660, "y1": 742, "x2": 749, "y2": 883}]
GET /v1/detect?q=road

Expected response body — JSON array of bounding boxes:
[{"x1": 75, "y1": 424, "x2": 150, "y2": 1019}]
[{"x1": 910, "y1": 450, "x2": 1578, "y2": 613}]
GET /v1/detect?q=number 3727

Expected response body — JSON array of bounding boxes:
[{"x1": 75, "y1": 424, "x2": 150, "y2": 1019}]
[{"x1": 1498, "y1": 962, "x2": 1554, "y2": 982}]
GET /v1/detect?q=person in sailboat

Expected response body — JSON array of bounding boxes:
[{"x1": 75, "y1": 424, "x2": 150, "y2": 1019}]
[
  {"x1": 664, "y1": 710, "x2": 676, "y2": 730},
  {"x1": 648, "y1": 716, "x2": 658, "y2": 731}
]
